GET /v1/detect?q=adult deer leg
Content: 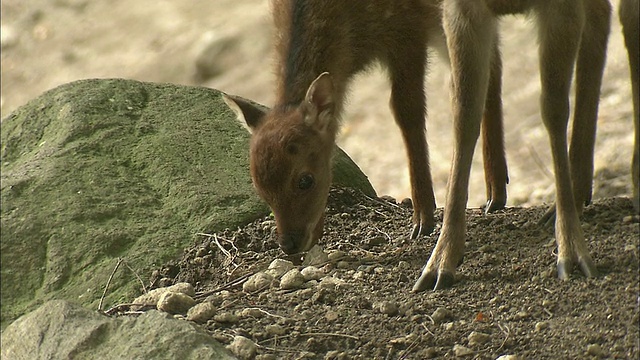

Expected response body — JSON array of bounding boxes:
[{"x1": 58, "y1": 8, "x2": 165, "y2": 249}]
[
  {"x1": 482, "y1": 40, "x2": 508, "y2": 213},
  {"x1": 388, "y1": 39, "x2": 436, "y2": 239},
  {"x1": 537, "y1": 2, "x2": 597, "y2": 279},
  {"x1": 568, "y1": 0, "x2": 611, "y2": 214},
  {"x1": 620, "y1": 0, "x2": 639, "y2": 213},
  {"x1": 539, "y1": 0, "x2": 611, "y2": 226},
  {"x1": 414, "y1": 0, "x2": 496, "y2": 291}
]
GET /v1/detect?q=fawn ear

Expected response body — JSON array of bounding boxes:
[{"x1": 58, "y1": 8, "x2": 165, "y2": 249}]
[
  {"x1": 222, "y1": 94, "x2": 267, "y2": 134},
  {"x1": 303, "y1": 72, "x2": 336, "y2": 133}
]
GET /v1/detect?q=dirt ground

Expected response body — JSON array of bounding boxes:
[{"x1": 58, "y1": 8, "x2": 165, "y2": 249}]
[
  {"x1": 1, "y1": 0, "x2": 636, "y2": 207},
  {"x1": 149, "y1": 187, "x2": 639, "y2": 359},
  {"x1": 3, "y1": 1, "x2": 639, "y2": 358}
]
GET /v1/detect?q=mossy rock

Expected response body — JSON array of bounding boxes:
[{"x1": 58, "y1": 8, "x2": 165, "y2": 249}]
[{"x1": 0, "y1": 78, "x2": 375, "y2": 329}]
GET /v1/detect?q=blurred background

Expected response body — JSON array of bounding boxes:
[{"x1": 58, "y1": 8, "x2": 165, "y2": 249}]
[{"x1": 1, "y1": 0, "x2": 635, "y2": 208}]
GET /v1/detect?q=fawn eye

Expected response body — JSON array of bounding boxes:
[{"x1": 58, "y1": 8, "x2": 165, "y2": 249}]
[{"x1": 298, "y1": 173, "x2": 315, "y2": 190}]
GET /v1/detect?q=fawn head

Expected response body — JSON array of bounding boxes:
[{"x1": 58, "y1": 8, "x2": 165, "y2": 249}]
[{"x1": 223, "y1": 73, "x2": 339, "y2": 255}]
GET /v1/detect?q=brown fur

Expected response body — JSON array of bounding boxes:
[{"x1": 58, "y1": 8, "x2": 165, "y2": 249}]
[
  {"x1": 224, "y1": 0, "x2": 509, "y2": 256},
  {"x1": 224, "y1": 0, "x2": 620, "y2": 292}
]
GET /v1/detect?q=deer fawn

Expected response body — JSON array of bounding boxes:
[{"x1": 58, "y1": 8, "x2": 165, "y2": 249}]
[
  {"x1": 224, "y1": 0, "x2": 508, "y2": 256},
  {"x1": 620, "y1": 0, "x2": 639, "y2": 213}
]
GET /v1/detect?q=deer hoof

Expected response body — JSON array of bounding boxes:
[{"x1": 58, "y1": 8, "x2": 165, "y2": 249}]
[
  {"x1": 410, "y1": 222, "x2": 434, "y2": 240},
  {"x1": 557, "y1": 257, "x2": 599, "y2": 280},
  {"x1": 412, "y1": 269, "x2": 455, "y2": 292},
  {"x1": 538, "y1": 204, "x2": 557, "y2": 228},
  {"x1": 483, "y1": 198, "x2": 506, "y2": 214}
]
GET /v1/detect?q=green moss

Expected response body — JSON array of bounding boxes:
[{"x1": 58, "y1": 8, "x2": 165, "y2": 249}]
[{"x1": 0, "y1": 79, "x2": 374, "y2": 329}]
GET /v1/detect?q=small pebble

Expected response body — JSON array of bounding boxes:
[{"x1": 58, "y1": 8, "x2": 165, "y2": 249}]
[
  {"x1": 376, "y1": 301, "x2": 399, "y2": 316},
  {"x1": 303, "y1": 245, "x2": 329, "y2": 265},
  {"x1": 535, "y1": 321, "x2": 549, "y2": 332},
  {"x1": 514, "y1": 311, "x2": 529, "y2": 320},
  {"x1": 186, "y1": 301, "x2": 217, "y2": 323},
  {"x1": 227, "y1": 335, "x2": 257, "y2": 360},
  {"x1": 133, "y1": 282, "x2": 195, "y2": 307},
  {"x1": 243, "y1": 272, "x2": 274, "y2": 292},
  {"x1": 265, "y1": 324, "x2": 286, "y2": 336},
  {"x1": 214, "y1": 312, "x2": 239, "y2": 324},
  {"x1": 336, "y1": 260, "x2": 351, "y2": 269},
  {"x1": 352, "y1": 271, "x2": 366, "y2": 280},
  {"x1": 467, "y1": 331, "x2": 491, "y2": 347},
  {"x1": 496, "y1": 356, "x2": 522, "y2": 360},
  {"x1": 328, "y1": 250, "x2": 346, "y2": 262},
  {"x1": 318, "y1": 276, "x2": 346, "y2": 290},
  {"x1": 256, "y1": 355, "x2": 277, "y2": 360},
  {"x1": 622, "y1": 215, "x2": 638, "y2": 223},
  {"x1": 325, "y1": 310, "x2": 339, "y2": 322},
  {"x1": 301, "y1": 266, "x2": 324, "y2": 281},
  {"x1": 431, "y1": 307, "x2": 452, "y2": 324},
  {"x1": 453, "y1": 344, "x2": 474, "y2": 357},
  {"x1": 280, "y1": 268, "x2": 306, "y2": 290},
  {"x1": 240, "y1": 308, "x2": 265, "y2": 318},
  {"x1": 421, "y1": 347, "x2": 438, "y2": 358},
  {"x1": 586, "y1": 343, "x2": 605, "y2": 357},
  {"x1": 157, "y1": 291, "x2": 196, "y2": 314},
  {"x1": 266, "y1": 259, "x2": 295, "y2": 278}
]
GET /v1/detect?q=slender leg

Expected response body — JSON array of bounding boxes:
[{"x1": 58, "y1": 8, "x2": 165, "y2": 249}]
[
  {"x1": 413, "y1": 0, "x2": 496, "y2": 291},
  {"x1": 568, "y1": 0, "x2": 611, "y2": 214},
  {"x1": 482, "y1": 38, "x2": 509, "y2": 213},
  {"x1": 388, "y1": 38, "x2": 436, "y2": 239},
  {"x1": 536, "y1": 2, "x2": 597, "y2": 279},
  {"x1": 619, "y1": 0, "x2": 639, "y2": 213},
  {"x1": 539, "y1": 0, "x2": 611, "y2": 226}
]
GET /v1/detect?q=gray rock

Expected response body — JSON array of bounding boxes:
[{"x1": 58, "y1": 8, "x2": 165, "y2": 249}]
[
  {"x1": 1, "y1": 78, "x2": 374, "y2": 328},
  {"x1": 0, "y1": 300, "x2": 234, "y2": 360}
]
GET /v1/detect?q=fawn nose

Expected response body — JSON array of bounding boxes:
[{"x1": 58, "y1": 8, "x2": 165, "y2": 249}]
[{"x1": 280, "y1": 232, "x2": 305, "y2": 254}]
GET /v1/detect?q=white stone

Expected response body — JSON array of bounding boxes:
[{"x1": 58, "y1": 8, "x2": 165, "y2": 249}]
[
  {"x1": 157, "y1": 291, "x2": 196, "y2": 314},
  {"x1": 243, "y1": 272, "x2": 274, "y2": 292},
  {"x1": 280, "y1": 269, "x2": 305, "y2": 290},
  {"x1": 300, "y1": 266, "x2": 324, "y2": 281}
]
